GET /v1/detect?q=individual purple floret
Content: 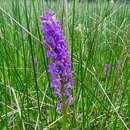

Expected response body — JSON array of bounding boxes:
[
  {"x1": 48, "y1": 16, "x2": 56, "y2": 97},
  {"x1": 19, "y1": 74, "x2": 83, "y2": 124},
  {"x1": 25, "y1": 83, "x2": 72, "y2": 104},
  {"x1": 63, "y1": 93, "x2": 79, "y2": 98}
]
[
  {"x1": 56, "y1": 102, "x2": 63, "y2": 111},
  {"x1": 40, "y1": 9, "x2": 73, "y2": 111}
]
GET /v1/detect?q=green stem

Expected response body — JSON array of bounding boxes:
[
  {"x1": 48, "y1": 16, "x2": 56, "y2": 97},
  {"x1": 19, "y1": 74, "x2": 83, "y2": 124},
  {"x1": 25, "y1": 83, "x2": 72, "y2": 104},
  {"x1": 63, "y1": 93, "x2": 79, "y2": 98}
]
[{"x1": 62, "y1": 96, "x2": 67, "y2": 130}]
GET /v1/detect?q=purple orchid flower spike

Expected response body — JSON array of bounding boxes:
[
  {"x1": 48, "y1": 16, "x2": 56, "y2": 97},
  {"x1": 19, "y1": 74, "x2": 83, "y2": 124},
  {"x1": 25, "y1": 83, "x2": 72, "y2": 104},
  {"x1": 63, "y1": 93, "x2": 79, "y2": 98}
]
[
  {"x1": 105, "y1": 64, "x2": 110, "y2": 74},
  {"x1": 40, "y1": 9, "x2": 73, "y2": 111}
]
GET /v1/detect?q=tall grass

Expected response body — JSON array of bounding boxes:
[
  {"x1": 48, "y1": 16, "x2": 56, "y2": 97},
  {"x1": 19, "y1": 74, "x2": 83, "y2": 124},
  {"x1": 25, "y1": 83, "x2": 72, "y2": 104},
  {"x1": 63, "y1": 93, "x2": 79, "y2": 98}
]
[{"x1": 0, "y1": 0, "x2": 130, "y2": 129}]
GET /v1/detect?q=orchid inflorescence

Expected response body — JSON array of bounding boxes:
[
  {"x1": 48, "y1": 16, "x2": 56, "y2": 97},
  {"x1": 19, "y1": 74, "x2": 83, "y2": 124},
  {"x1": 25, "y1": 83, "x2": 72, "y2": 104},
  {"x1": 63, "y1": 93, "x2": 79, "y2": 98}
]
[{"x1": 40, "y1": 9, "x2": 73, "y2": 111}]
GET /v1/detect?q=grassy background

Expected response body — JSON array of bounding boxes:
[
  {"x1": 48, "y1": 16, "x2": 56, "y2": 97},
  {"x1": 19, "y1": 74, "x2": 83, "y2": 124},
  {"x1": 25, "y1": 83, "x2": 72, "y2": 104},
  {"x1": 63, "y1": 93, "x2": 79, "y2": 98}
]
[{"x1": 0, "y1": 0, "x2": 130, "y2": 129}]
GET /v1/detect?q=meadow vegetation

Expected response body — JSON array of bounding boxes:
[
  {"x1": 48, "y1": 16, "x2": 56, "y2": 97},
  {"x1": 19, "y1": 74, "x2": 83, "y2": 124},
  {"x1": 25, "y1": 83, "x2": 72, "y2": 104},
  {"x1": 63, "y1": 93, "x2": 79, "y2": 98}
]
[{"x1": 0, "y1": 0, "x2": 130, "y2": 129}]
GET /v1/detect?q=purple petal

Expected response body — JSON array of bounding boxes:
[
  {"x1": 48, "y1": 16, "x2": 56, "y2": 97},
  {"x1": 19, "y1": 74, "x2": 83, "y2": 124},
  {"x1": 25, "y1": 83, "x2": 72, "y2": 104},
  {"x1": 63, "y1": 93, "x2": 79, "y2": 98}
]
[{"x1": 56, "y1": 102, "x2": 63, "y2": 111}]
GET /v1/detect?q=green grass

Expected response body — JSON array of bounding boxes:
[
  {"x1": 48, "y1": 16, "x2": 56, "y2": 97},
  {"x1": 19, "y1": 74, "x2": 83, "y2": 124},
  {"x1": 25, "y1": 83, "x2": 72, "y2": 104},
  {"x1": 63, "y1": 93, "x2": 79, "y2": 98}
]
[{"x1": 0, "y1": 0, "x2": 130, "y2": 129}]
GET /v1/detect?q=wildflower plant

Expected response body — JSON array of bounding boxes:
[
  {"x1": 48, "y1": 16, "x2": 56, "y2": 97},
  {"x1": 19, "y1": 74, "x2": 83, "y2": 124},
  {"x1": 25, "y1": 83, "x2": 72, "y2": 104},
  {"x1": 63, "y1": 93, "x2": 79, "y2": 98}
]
[
  {"x1": 40, "y1": 9, "x2": 73, "y2": 129},
  {"x1": 105, "y1": 64, "x2": 110, "y2": 74}
]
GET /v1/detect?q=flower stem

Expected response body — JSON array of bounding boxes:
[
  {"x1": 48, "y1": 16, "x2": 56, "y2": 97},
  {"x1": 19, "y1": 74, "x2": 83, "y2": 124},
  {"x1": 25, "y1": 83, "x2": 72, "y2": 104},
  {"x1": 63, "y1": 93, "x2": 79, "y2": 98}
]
[{"x1": 62, "y1": 96, "x2": 67, "y2": 130}]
